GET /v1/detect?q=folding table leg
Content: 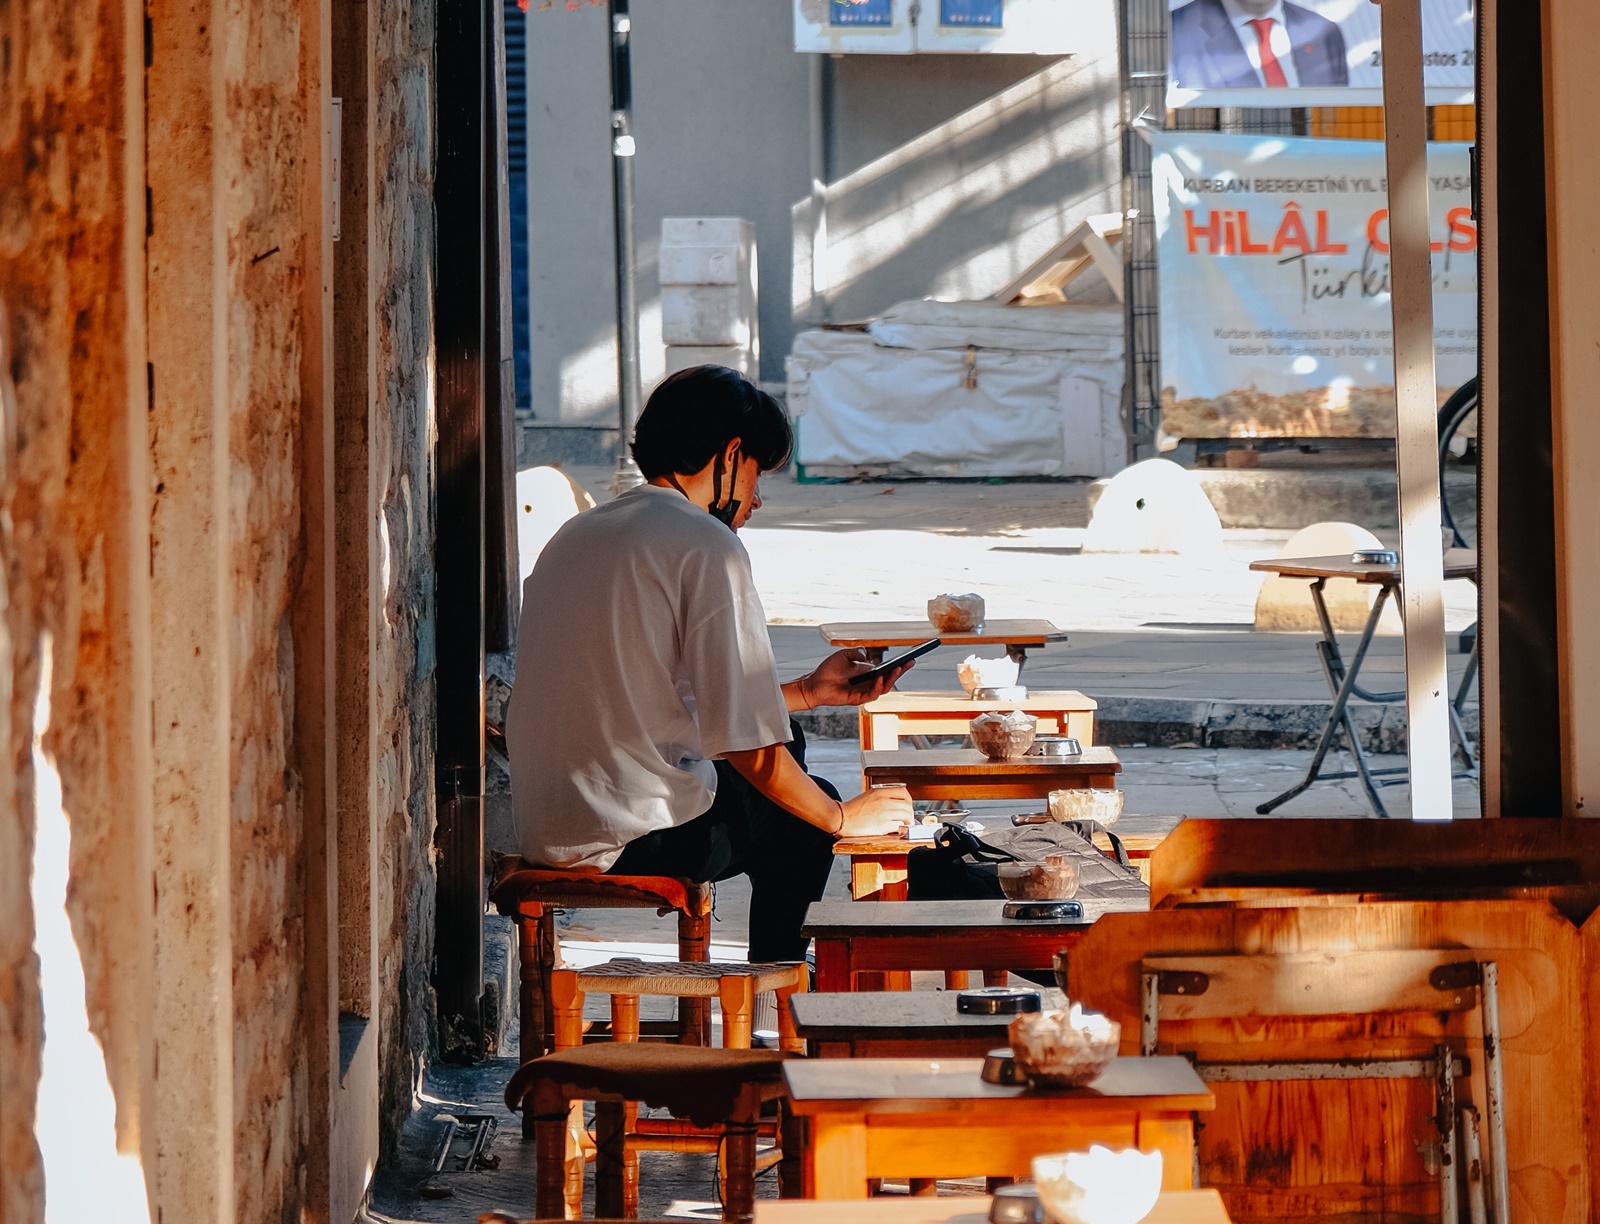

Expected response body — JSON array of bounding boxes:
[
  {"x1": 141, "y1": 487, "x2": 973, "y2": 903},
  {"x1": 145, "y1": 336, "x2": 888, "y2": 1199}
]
[{"x1": 1257, "y1": 585, "x2": 1393, "y2": 816}]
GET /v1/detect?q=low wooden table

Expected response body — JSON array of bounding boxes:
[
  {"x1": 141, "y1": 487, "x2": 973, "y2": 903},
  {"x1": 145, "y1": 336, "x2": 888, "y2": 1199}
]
[
  {"x1": 790, "y1": 988, "x2": 1066, "y2": 1058},
  {"x1": 804, "y1": 893, "x2": 1148, "y2": 993},
  {"x1": 862, "y1": 747, "x2": 1120, "y2": 801},
  {"x1": 819, "y1": 619, "x2": 1066, "y2": 672},
  {"x1": 782, "y1": 1056, "x2": 1212, "y2": 1198},
  {"x1": 859, "y1": 690, "x2": 1097, "y2": 751},
  {"x1": 1247, "y1": 549, "x2": 1478, "y2": 817},
  {"x1": 756, "y1": 1191, "x2": 1233, "y2": 1224}
]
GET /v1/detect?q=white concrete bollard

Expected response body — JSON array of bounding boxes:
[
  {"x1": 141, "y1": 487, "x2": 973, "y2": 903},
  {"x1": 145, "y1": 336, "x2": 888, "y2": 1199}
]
[
  {"x1": 1081, "y1": 458, "x2": 1223, "y2": 554},
  {"x1": 516, "y1": 466, "x2": 597, "y2": 586},
  {"x1": 1253, "y1": 520, "x2": 1400, "y2": 633}
]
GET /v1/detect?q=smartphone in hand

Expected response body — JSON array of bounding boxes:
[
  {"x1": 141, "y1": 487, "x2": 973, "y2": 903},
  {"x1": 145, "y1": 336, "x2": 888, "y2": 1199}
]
[{"x1": 846, "y1": 637, "x2": 940, "y2": 687}]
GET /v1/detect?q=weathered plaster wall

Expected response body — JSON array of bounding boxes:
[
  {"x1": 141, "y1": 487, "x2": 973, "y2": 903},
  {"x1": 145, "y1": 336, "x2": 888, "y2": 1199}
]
[
  {"x1": 214, "y1": 0, "x2": 314, "y2": 1214},
  {"x1": 371, "y1": 0, "x2": 440, "y2": 1146},
  {"x1": 1, "y1": 0, "x2": 439, "y2": 1215},
  {"x1": 0, "y1": 1, "x2": 147, "y2": 1219}
]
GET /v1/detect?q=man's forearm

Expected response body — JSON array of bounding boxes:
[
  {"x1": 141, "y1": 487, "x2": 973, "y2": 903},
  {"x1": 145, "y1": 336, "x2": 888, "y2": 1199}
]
[
  {"x1": 781, "y1": 676, "x2": 816, "y2": 714},
  {"x1": 723, "y1": 743, "x2": 842, "y2": 834}
]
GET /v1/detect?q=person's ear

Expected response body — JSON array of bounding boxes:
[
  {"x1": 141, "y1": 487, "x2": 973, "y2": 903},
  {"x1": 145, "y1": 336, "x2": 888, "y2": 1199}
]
[{"x1": 723, "y1": 436, "x2": 742, "y2": 466}]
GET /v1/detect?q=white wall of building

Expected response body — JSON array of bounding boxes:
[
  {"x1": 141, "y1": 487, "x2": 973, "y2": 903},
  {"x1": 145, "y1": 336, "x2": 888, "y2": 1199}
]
[{"x1": 524, "y1": 0, "x2": 1120, "y2": 425}]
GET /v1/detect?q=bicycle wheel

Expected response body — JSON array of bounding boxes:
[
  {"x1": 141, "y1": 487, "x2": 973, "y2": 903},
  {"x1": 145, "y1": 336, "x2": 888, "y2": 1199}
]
[{"x1": 1437, "y1": 376, "x2": 1479, "y2": 549}]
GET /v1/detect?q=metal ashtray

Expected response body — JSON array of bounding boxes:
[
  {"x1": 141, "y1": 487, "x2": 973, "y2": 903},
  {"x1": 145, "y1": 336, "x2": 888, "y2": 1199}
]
[
  {"x1": 956, "y1": 986, "x2": 1041, "y2": 1015},
  {"x1": 980, "y1": 1047, "x2": 1031, "y2": 1088},
  {"x1": 988, "y1": 1183, "x2": 1044, "y2": 1224},
  {"x1": 1027, "y1": 735, "x2": 1082, "y2": 758},
  {"x1": 1351, "y1": 548, "x2": 1399, "y2": 565},
  {"x1": 974, "y1": 685, "x2": 1027, "y2": 702},
  {"x1": 1002, "y1": 900, "x2": 1085, "y2": 921}
]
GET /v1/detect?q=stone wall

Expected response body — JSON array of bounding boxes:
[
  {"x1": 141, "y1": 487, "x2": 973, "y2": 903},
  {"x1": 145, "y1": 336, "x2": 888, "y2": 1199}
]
[
  {"x1": 214, "y1": 0, "x2": 314, "y2": 1212},
  {"x1": 371, "y1": 0, "x2": 440, "y2": 1149},
  {"x1": 0, "y1": 0, "x2": 145, "y2": 1218},
  {"x1": 0, "y1": 0, "x2": 440, "y2": 1215}
]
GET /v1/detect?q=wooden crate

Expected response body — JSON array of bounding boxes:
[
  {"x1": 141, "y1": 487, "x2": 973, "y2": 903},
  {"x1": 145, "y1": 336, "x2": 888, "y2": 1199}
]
[{"x1": 1060, "y1": 899, "x2": 1595, "y2": 1224}]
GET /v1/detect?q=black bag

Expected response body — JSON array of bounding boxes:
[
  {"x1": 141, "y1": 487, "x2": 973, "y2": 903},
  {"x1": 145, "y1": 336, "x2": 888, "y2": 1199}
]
[{"x1": 905, "y1": 820, "x2": 1134, "y2": 902}]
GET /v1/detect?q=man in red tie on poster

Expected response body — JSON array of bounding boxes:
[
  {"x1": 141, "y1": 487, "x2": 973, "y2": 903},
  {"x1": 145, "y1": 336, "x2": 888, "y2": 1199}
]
[{"x1": 1170, "y1": 0, "x2": 1349, "y2": 91}]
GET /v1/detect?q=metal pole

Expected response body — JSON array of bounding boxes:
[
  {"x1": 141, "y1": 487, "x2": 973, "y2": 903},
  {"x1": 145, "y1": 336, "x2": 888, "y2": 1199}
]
[
  {"x1": 1480, "y1": 963, "x2": 1512, "y2": 1224},
  {"x1": 1378, "y1": 0, "x2": 1453, "y2": 819},
  {"x1": 607, "y1": 0, "x2": 644, "y2": 494},
  {"x1": 807, "y1": 53, "x2": 830, "y2": 325}
]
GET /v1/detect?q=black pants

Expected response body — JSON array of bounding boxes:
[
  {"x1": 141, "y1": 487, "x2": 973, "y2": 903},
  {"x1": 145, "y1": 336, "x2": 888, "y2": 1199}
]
[{"x1": 606, "y1": 720, "x2": 838, "y2": 963}]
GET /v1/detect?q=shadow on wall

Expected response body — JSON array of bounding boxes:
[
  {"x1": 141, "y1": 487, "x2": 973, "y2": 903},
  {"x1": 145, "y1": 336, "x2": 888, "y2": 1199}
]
[{"x1": 792, "y1": 51, "x2": 1122, "y2": 325}]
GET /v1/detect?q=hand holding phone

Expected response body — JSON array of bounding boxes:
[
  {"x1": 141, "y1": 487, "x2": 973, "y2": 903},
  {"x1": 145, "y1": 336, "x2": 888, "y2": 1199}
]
[{"x1": 847, "y1": 637, "x2": 941, "y2": 687}]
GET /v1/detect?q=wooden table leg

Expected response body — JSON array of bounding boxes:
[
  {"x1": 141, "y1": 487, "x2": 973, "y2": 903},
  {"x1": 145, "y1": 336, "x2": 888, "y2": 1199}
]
[
  {"x1": 1137, "y1": 1114, "x2": 1199, "y2": 1189},
  {"x1": 848, "y1": 854, "x2": 909, "y2": 902},
  {"x1": 813, "y1": 938, "x2": 853, "y2": 993},
  {"x1": 806, "y1": 1114, "x2": 870, "y2": 1198},
  {"x1": 944, "y1": 970, "x2": 972, "y2": 989}
]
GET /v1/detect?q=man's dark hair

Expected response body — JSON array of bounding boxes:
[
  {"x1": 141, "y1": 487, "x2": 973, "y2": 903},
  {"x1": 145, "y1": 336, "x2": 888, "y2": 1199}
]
[{"x1": 630, "y1": 365, "x2": 793, "y2": 479}]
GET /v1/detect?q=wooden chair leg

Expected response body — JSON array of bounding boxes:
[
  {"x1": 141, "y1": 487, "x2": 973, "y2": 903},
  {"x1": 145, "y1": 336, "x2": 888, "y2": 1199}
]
[
  {"x1": 565, "y1": 1104, "x2": 589, "y2": 1218},
  {"x1": 718, "y1": 975, "x2": 755, "y2": 1050},
  {"x1": 553, "y1": 969, "x2": 585, "y2": 1051},
  {"x1": 775, "y1": 971, "x2": 805, "y2": 1054},
  {"x1": 722, "y1": 1085, "x2": 762, "y2": 1224},
  {"x1": 983, "y1": 969, "x2": 1009, "y2": 987},
  {"x1": 518, "y1": 910, "x2": 546, "y2": 1063},
  {"x1": 778, "y1": 1098, "x2": 803, "y2": 1200},
  {"x1": 610, "y1": 993, "x2": 641, "y2": 1043},
  {"x1": 533, "y1": 1079, "x2": 571, "y2": 1220},
  {"x1": 944, "y1": 970, "x2": 972, "y2": 990},
  {"x1": 678, "y1": 908, "x2": 712, "y2": 1046},
  {"x1": 594, "y1": 1099, "x2": 631, "y2": 1219}
]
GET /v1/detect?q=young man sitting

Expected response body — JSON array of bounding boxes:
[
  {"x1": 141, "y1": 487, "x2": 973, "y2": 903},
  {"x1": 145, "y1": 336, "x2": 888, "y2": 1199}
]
[{"x1": 506, "y1": 365, "x2": 914, "y2": 963}]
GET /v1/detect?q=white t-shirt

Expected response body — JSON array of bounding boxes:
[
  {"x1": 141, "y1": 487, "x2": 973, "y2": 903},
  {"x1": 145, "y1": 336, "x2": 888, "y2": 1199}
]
[{"x1": 506, "y1": 483, "x2": 791, "y2": 870}]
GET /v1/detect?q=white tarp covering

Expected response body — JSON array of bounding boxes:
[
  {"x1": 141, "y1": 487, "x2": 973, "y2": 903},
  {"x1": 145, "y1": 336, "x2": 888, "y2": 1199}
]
[{"x1": 786, "y1": 301, "x2": 1125, "y2": 478}]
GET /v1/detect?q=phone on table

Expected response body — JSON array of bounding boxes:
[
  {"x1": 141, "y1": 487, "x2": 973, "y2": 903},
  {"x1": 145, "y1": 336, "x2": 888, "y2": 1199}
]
[{"x1": 847, "y1": 637, "x2": 941, "y2": 687}]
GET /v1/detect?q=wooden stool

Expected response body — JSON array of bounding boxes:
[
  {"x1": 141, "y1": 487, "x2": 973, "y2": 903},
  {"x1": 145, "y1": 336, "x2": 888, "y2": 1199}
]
[
  {"x1": 553, "y1": 959, "x2": 808, "y2": 1054},
  {"x1": 550, "y1": 959, "x2": 807, "y2": 1214},
  {"x1": 489, "y1": 859, "x2": 713, "y2": 1064},
  {"x1": 505, "y1": 1043, "x2": 792, "y2": 1224}
]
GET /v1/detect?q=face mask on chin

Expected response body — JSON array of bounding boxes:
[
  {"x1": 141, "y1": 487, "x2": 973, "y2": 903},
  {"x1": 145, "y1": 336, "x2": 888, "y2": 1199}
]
[{"x1": 708, "y1": 446, "x2": 743, "y2": 528}]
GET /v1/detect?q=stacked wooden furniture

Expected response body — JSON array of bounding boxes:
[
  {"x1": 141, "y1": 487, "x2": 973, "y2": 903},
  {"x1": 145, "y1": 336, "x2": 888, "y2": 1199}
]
[{"x1": 1055, "y1": 818, "x2": 1600, "y2": 1224}]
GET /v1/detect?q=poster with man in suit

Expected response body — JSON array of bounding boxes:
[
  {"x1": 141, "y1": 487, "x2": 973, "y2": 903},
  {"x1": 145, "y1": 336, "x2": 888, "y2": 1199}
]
[{"x1": 1165, "y1": 0, "x2": 1475, "y2": 108}]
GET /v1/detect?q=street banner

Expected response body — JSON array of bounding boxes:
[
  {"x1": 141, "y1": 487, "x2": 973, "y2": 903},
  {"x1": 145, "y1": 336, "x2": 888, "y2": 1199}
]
[
  {"x1": 1166, "y1": 0, "x2": 1474, "y2": 108},
  {"x1": 1152, "y1": 130, "x2": 1477, "y2": 439}
]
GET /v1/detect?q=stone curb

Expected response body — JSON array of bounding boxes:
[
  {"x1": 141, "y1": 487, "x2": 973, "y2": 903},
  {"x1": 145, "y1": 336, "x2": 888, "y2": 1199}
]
[
  {"x1": 794, "y1": 695, "x2": 1479, "y2": 754},
  {"x1": 1086, "y1": 468, "x2": 1477, "y2": 531}
]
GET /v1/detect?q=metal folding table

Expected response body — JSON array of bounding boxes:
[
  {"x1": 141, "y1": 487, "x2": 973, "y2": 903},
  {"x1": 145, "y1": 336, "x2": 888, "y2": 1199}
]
[{"x1": 1246, "y1": 549, "x2": 1478, "y2": 818}]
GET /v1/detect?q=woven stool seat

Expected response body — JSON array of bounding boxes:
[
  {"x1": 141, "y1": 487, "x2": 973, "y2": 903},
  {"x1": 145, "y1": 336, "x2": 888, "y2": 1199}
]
[
  {"x1": 572, "y1": 958, "x2": 805, "y2": 997},
  {"x1": 507, "y1": 1043, "x2": 789, "y2": 1128}
]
